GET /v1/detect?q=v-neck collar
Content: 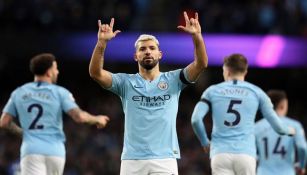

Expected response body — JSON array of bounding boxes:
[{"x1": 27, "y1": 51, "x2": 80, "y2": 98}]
[{"x1": 137, "y1": 72, "x2": 162, "y2": 83}]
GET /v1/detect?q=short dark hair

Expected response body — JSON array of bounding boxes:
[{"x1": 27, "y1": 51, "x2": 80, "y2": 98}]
[
  {"x1": 30, "y1": 53, "x2": 56, "y2": 75},
  {"x1": 223, "y1": 54, "x2": 248, "y2": 74},
  {"x1": 267, "y1": 90, "x2": 287, "y2": 110}
]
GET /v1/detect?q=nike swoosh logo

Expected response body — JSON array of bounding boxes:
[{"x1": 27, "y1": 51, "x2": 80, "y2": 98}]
[{"x1": 133, "y1": 85, "x2": 143, "y2": 88}]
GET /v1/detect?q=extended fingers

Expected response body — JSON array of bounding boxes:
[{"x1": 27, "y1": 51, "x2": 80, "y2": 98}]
[
  {"x1": 183, "y1": 11, "x2": 199, "y2": 26},
  {"x1": 183, "y1": 11, "x2": 190, "y2": 26},
  {"x1": 110, "y1": 18, "x2": 114, "y2": 29},
  {"x1": 114, "y1": 30, "x2": 121, "y2": 37},
  {"x1": 98, "y1": 20, "x2": 102, "y2": 31},
  {"x1": 195, "y1": 12, "x2": 198, "y2": 21},
  {"x1": 177, "y1": 25, "x2": 187, "y2": 32}
]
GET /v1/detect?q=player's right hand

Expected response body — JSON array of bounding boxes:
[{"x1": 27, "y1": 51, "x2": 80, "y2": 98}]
[
  {"x1": 177, "y1": 11, "x2": 201, "y2": 35},
  {"x1": 97, "y1": 18, "x2": 121, "y2": 42}
]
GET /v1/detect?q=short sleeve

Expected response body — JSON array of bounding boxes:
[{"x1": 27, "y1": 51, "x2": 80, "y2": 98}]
[
  {"x1": 107, "y1": 73, "x2": 126, "y2": 96},
  {"x1": 59, "y1": 88, "x2": 78, "y2": 113},
  {"x1": 166, "y1": 69, "x2": 192, "y2": 91},
  {"x1": 258, "y1": 90, "x2": 274, "y2": 112},
  {"x1": 201, "y1": 86, "x2": 212, "y2": 101},
  {"x1": 2, "y1": 90, "x2": 18, "y2": 117},
  {"x1": 180, "y1": 68, "x2": 195, "y2": 85}
]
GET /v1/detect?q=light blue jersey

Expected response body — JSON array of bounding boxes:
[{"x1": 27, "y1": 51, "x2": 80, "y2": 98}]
[
  {"x1": 3, "y1": 81, "x2": 78, "y2": 158},
  {"x1": 191, "y1": 80, "x2": 291, "y2": 158},
  {"x1": 255, "y1": 117, "x2": 307, "y2": 175},
  {"x1": 108, "y1": 69, "x2": 190, "y2": 160}
]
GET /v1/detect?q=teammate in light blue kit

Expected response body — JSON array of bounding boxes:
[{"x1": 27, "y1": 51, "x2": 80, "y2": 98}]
[
  {"x1": 89, "y1": 12, "x2": 208, "y2": 175},
  {"x1": 255, "y1": 90, "x2": 307, "y2": 175},
  {"x1": 0, "y1": 53, "x2": 110, "y2": 175},
  {"x1": 191, "y1": 54, "x2": 296, "y2": 175}
]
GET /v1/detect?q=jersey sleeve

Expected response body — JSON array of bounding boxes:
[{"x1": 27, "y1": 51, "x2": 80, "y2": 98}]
[
  {"x1": 166, "y1": 68, "x2": 194, "y2": 91},
  {"x1": 59, "y1": 88, "x2": 79, "y2": 113},
  {"x1": 257, "y1": 89, "x2": 290, "y2": 135},
  {"x1": 180, "y1": 67, "x2": 196, "y2": 85},
  {"x1": 191, "y1": 87, "x2": 212, "y2": 147},
  {"x1": 294, "y1": 122, "x2": 307, "y2": 168},
  {"x1": 2, "y1": 90, "x2": 18, "y2": 117},
  {"x1": 107, "y1": 73, "x2": 126, "y2": 96}
]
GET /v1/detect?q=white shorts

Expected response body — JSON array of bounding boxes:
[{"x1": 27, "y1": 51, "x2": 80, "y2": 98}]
[
  {"x1": 120, "y1": 158, "x2": 178, "y2": 175},
  {"x1": 211, "y1": 153, "x2": 256, "y2": 175},
  {"x1": 21, "y1": 154, "x2": 65, "y2": 175}
]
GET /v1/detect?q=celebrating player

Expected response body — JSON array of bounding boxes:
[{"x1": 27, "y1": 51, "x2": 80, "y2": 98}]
[{"x1": 89, "y1": 11, "x2": 208, "y2": 175}]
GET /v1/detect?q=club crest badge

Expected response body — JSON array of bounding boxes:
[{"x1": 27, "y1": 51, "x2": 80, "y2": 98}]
[{"x1": 158, "y1": 81, "x2": 168, "y2": 90}]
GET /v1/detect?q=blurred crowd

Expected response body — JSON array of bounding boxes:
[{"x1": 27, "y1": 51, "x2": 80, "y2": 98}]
[{"x1": 0, "y1": 0, "x2": 307, "y2": 36}]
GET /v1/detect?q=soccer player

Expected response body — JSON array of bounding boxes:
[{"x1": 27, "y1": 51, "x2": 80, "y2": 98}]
[
  {"x1": 255, "y1": 90, "x2": 307, "y2": 175},
  {"x1": 0, "y1": 53, "x2": 110, "y2": 175},
  {"x1": 191, "y1": 53, "x2": 296, "y2": 175},
  {"x1": 89, "y1": 11, "x2": 208, "y2": 175}
]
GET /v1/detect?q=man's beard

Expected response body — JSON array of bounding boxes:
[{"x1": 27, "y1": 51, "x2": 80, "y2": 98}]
[{"x1": 139, "y1": 57, "x2": 159, "y2": 70}]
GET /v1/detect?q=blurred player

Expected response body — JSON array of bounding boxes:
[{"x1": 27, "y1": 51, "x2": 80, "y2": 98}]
[
  {"x1": 89, "y1": 11, "x2": 208, "y2": 175},
  {"x1": 0, "y1": 53, "x2": 110, "y2": 175},
  {"x1": 255, "y1": 90, "x2": 307, "y2": 175},
  {"x1": 191, "y1": 54, "x2": 295, "y2": 175}
]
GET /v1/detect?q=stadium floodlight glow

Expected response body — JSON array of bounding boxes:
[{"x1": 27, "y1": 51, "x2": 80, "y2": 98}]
[
  {"x1": 62, "y1": 33, "x2": 307, "y2": 68},
  {"x1": 256, "y1": 35, "x2": 285, "y2": 68}
]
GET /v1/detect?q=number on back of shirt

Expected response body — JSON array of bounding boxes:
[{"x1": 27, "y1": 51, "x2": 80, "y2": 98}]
[
  {"x1": 27, "y1": 103, "x2": 44, "y2": 130},
  {"x1": 224, "y1": 100, "x2": 242, "y2": 127},
  {"x1": 262, "y1": 136, "x2": 287, "y2": 159}
]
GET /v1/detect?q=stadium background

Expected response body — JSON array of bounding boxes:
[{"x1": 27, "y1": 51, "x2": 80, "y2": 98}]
[{"x1": 0, "y1": 0, "x2": 306, "y2": 174}]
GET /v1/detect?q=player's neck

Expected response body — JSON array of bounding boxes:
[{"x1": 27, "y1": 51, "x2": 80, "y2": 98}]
[
  {"x1": 226, "y1": 76, "x2": 244, "y2": 81},
  {"x1": 276, "y1": 110, "x2": 286, "y2": 117},
  {"x1": 34, "y1": 76, "x2": 52, "y2": 84},
  {"x1": 138, "y1": 65, "x2": 160, "y2": 81}
]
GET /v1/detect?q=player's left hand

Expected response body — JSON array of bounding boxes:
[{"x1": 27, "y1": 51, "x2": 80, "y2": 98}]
[
  {"x1": 177, "y1": 11, "x2": 201, "y2": 35},
  {"x1": 288, "y1": 126, "x2": 296, "y2": 136},
  {"x1": 97, "y1": 18, "x2": 121, "y2": 43},
  {"x1": 96, "y1": 115, "x2": 110, "y2": 129},
  {"x1": 296, "y1": 167, "x2": 306, "y2": 175},
  {"x1": 203, "y1": 144, "x2": 210, "y2": 154}
]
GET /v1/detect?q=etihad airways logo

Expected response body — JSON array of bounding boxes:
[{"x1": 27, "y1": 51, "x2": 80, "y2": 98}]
[{"x1": 132, "y1": 94, "x2": 171, "y2": 107}]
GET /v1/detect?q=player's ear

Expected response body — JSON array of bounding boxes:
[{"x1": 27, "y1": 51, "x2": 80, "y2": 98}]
[
  {"x1": 244, "y1": 70, "x2": 248, "y2": 76},
  {"x1": 134, "y1": 53, "x2": 138, "y2": 62},
  {"x1": 45, "y1": 68, "x2": 52, "y2": 77},
  {"x1": 158, "y1": 51, "x2": 162, "y2": 60}
]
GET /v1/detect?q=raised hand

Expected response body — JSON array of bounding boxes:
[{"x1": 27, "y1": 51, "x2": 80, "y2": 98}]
[
  {"x1": 177, "y1": 11, "x2": 201, "y2": 35},
  {"x1": 96, "y1": 115, "x2": 110, "y2": 129},
  {"x1": 97, "y1": 18, "x2": 121, "y2": 42}
]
